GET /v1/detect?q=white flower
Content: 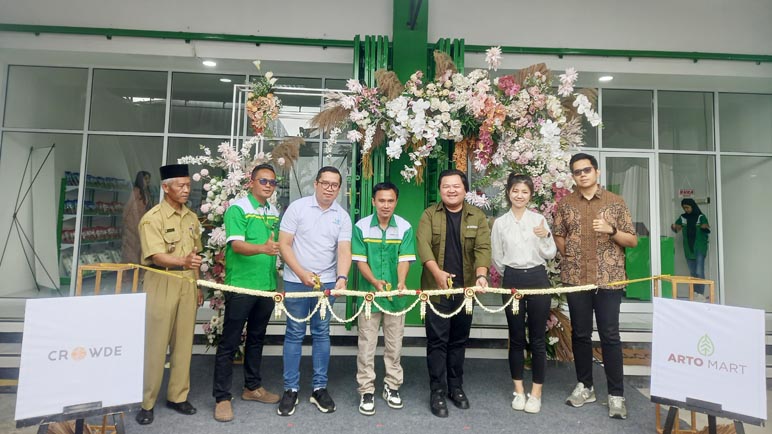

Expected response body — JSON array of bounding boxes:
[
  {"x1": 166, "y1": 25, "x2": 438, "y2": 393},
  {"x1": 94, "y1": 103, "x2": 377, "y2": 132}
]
[
  {"x1": 347, "y1": 130, "x2": 363, "y2": 142},
  {"x1": 540, "y1": 120, "x2": 561, "y2": 148},
  {"x1": 209, "y1": 226, "x2": 227, "y2": 247},
  {"x1": 277, "y1": 157, "x2": 286, "y2": 166},
  {"x1": 548, "y1": 336, "x2": 559, "y2": 345},
  {"x1": 386, "y1": 137, "x2": 406, "y2": 159},
  {"x1": 485, "y1": 46, "x2": 503, "y2": 71},
  {"x1": 346, "y1": 79, "x2": 363, "y2": 93},
  {"x1": 465, "y1": 191, "x2": 491, "y2": 209},
  {"x1": 192, "y1": 173, "x2": 201, "y2": 182},
  {"x1": 252, "y1": 60, "x2": 261, "y2": 70},
  {"x1": 200, "y1": 168, "x2": 209, "y2": 176},
  {"x1": 200, "y1": 263, "x2": 209, "y2": 273}
]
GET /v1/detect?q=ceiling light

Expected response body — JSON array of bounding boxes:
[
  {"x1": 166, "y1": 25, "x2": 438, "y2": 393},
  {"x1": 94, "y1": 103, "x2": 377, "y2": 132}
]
[
  {"x1": 202, "y1": 60, "x2": 217, "y2": 67},
  {"x1": 219, "y1": 78, "x2": 232, "y2": 83},
  {"x1": 598, "y1": 75, "x2": 614, "y2": 82}
]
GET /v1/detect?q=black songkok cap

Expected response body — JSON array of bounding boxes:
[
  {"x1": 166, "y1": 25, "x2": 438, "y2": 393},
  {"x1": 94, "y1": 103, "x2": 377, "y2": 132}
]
[{"x1": 159, "y1": 164, "x2": 189, "y2": 180}]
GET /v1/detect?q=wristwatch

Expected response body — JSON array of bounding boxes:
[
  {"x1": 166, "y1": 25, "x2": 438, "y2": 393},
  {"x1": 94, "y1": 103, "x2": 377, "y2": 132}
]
[
  {"x1": 336, "y1": 275, "x2": 348, "y2": 282},
  {"x1": 609, "y1": 225, "x2": 618, "y2": 236},
  {"x1": 475, "y1": 274, "x2": 488, "y2": 281}
]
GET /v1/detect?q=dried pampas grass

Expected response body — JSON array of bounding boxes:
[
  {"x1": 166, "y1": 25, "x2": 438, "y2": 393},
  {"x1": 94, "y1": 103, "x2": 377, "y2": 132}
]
[
  {"x1": 271, "y1": 137, "x2": 303, "y2": 170},
  {"x1": 310, "y1": 105, "x2": 350, "y2": 134},
  {"x1": 514, "y1": 63, "x2": 551, "y2": 87},
  {"x1": 453, "y1": 138, "x2": 473, "y2": 172},
  {"x1": 433, "y1": 50, "x2": 457, "y2": 81},
  {"x1": 375, "y1": 70, "x2": 404, "y2": 101}
]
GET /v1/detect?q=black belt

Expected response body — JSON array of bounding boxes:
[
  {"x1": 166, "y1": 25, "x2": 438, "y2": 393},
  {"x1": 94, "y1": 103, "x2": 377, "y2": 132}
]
[
  {"x1": 505, "y1": 264, "x2": 546, "y2": 273},
  {"x1": 148, "y1": 265, "x2": 187, "y2": 272}
]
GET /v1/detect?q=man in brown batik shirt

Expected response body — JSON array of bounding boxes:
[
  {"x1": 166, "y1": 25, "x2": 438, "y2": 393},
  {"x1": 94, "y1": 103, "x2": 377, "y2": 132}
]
[{"x1": 553, "y1": 153, "x2": 637, "y2": 420}]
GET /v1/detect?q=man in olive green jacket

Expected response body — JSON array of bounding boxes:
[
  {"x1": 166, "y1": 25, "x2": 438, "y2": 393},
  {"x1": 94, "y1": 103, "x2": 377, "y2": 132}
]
[{"x1": 416, "y1": 169, "x2": 491, "y2": 418}]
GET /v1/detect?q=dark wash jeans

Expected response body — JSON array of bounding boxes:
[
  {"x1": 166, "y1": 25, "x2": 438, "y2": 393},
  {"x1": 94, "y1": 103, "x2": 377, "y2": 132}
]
[
  {"x1": 566, "y1": 288, "x2": 624, "y2": 396},
  {"x1": 212, "y1": 292, "x2": 274, "y2": 402},
  {"x1": 502, "y1": 265, "x2": 551, "y2": 384}
]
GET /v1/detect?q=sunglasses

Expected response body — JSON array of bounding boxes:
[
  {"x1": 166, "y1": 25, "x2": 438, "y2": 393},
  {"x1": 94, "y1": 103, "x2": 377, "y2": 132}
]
[
  {"x1": 256, "y1": 178, "x2": 277, "y2": 186},
  {"x1": 571, "y1": 167, "x2": 594, "y2": 177}
]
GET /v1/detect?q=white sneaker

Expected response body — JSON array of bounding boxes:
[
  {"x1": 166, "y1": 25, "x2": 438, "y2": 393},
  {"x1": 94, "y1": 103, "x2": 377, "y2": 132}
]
[
  {"x1": 524, "y1": 394, "x2": 542, "y2": 413},
  {"x1": 608, "y1": 395, "x2": 627, "y2": 419},
  {"x1": 566, "y1": 383, "x2": 596, "y2": 407},
  {"x1": 511, "y1": 392, "x2": 526, "y2": 411},
  {"x1": 693, "y1": 293, "x2": 706, "y2": 302}
]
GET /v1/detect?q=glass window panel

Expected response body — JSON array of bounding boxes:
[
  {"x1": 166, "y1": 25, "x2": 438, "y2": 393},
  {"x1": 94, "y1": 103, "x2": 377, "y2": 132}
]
[
  {"x1": 0, "y1": 132, "x2": 82, "y2": 296},
  {"x1": 77, "y1": 135, "x2": 163, "y2": 291},
  {"x1": 170, "y1": 72, "x2": 244, "y2": 135},
  {"x1": 601, "y1": 89, "x2": 653, "y2": 149},
  {"x1": 658, "y1": 154, "x2": 718, "y2": 299},
  {"x1": 604, "y1": 156, "x2": 652, "y2": 301},
  {"x1": 90, "y1": 69, "x2": 167, "y2": 132},
  {"x1": 658, "y1": 91, "x2": 714, "y2": 151},
  {"x1": 719, "y1": 93, "x2": 772, "y2": 153},
  {"x1": 324, "y1": 78, "x2": 351, "y2": 90},
  {"x1": 721, "y1": 156, "x2": 772, "y2": 310},
  {"x1": 4, "y1": 66, "x2": 87, "y2": 130}
]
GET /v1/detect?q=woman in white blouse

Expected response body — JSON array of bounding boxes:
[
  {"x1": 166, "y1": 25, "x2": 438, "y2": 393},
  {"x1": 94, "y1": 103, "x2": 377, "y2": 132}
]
[{"x1": 491, "y1": 173, "x2": 557, "y2": 414}]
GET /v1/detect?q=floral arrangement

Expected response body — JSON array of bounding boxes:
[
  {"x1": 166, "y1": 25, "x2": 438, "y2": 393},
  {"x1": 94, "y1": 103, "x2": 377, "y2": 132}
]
[
  {"x1": 312, "y1": 47, "x2": 601, "y2": 361},
  {"x1": 179, "y1": 132, "x2": 301, "y2": 350},
  {"x1": 246, "y1": 60, "x2": 281, "y2": 135}
]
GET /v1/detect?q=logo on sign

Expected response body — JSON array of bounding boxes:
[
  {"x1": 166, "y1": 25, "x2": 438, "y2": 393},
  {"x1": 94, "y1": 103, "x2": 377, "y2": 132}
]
[
  {"x1": 48, "y1": 346, "x2": 124, "y2": 362},
  {"x1": 697, "y1": 334, "x2": 715, "y2": 357},
  {"x1": 667, "y1": 335, "x2": 746, "y2": 374}
]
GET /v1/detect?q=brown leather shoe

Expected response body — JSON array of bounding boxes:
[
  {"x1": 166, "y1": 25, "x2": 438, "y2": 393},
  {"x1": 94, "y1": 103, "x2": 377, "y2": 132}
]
[
  {"x1": 214, "y1": 400, "x2": 233, "y2": 422},
  {"x1": 242, "y1": 386, "x2": 280, "y2": 404}
]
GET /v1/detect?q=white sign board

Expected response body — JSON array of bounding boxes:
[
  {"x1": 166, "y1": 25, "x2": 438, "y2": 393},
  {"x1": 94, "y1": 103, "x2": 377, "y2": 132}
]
[
  {"x1": 651, "y1": 297, "x2": 766, "y2": 422},
  {"x1": 15, "y1": 293, "x2": 146, "y2": 422}
]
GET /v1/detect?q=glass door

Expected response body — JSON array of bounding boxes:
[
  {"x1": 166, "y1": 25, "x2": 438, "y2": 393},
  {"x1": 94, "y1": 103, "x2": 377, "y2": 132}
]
[{"x1": 600, "y1": 153, "x2": 659, "y2": 303}]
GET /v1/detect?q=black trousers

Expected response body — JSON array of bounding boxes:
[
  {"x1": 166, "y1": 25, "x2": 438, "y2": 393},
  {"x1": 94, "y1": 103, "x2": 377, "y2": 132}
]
[
  {"x1": 212, "y1": 293, "x2": 274, "y2": 402},
  {"x1": 566, "y1": 288, "x2": 624, "y2": 396},
  {"x1": 425, "y1": 294, "x2": 473, "y2": 393},
  {"x1": 502, "y1": 265, "x2": 551, "y2": 384}
]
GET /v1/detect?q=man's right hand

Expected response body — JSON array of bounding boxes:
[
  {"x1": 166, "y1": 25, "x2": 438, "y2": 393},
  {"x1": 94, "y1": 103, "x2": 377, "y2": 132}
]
[
  {"x1": 433, "y1": 271, "x2": 454, "y2": 289},
  {"x1": 184, "y1": 252, "x2": 203, "y2": 270},
  {"x1": 300, "y1": 270, "x2": 317, "y2": 288},
  {"x1": 263, "y1": 239, "x2": 280, "y2": 256}
]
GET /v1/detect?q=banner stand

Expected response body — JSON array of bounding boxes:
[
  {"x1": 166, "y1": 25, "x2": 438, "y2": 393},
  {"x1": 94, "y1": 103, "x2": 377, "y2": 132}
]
[
  {"x1": 16, "y1": 402, "x2": 138, "y2": 433},
  {"x1": 653, "y1": 395, "x2": 756, "y2": 434}
]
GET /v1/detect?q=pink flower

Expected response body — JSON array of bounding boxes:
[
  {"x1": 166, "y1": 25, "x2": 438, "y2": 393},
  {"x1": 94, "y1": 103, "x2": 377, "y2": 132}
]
[
  {"x1": 200, "y1": 169, "x2": 209, "y2": 176},
  {"x1": 485, "y1": 46, "x2": 503, "y2": 71},
  {"x1": 200, "y1": 203, "x2": 211, "y2": 213}
]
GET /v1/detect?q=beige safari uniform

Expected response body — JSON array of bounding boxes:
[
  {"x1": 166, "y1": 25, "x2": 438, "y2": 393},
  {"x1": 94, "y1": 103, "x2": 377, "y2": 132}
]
[{"x1": 138, "y1": 199, "x2": 202, "y2": 410}]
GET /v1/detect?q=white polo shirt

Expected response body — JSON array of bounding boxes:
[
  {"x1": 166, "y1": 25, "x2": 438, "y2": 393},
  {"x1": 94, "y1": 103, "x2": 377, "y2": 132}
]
[{"x1": 280, "y1": 194, "x2": 352, "y2": 283}]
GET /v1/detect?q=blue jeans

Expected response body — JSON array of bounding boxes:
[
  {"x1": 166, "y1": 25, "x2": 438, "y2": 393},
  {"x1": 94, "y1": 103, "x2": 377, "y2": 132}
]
[
  {"x1": 686, "y1": 251, "x2": 706, "y2": 295},
  {"x1": 282, "y1": 280, "x2": 336, "y2": 391}
]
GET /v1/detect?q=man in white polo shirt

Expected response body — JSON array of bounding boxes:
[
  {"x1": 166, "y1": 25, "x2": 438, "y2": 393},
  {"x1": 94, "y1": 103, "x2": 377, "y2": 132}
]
[{"x1": 277, "y1": 166, "x2": 352, "y2": 416}]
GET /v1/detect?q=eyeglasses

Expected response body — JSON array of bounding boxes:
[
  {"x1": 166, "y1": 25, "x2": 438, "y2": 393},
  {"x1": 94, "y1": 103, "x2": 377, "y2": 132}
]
[
  {"x1": 318, "y1": 181, "x2": 340, "y2": 191},
  {"x1": 256, "y1": 178, "x2": 277, "y2": 187},
  {"x1": 571, "y1": 167, "x2": 594, "y2": 177}
]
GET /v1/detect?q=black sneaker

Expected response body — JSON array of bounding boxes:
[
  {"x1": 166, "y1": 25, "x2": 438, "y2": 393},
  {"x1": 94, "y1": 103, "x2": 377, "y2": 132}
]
[
  {"x1": 277, "y1": 390, "x2": 298, "y2": 416},
  {"x1": 310, "y1": 388, "x2": 336, "y2": 413},
  {"x1": 382, "y1": 384, "x2": 404, "y2": 409},
  {"x1": 359, "y1": 393, "x2": 375, "y2": 416},
  {"x1": 448, "y1": 387, "x2": 470, "y2": 409},
  {"x1": 430, "y1": 389, "x2": 448, "y2": 418}
]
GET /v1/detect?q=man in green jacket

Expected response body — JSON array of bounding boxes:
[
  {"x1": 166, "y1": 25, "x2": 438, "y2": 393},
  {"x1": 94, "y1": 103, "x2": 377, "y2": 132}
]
[{"x1": 416, "y1": 169, "x2": 491, "y2": 418}]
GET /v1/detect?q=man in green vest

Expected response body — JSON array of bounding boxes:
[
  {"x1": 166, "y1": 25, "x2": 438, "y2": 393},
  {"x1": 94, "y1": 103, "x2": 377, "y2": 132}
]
[
  {"x1": 212, "y1": 164, "x2": 281, "y2": 422},
  {"x1": 352, "y1": 182, "x2": 416, "y2": 416}
]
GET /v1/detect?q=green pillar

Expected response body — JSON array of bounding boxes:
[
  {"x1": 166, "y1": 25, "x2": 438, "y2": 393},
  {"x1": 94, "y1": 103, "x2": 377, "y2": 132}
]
[{"x1": 391, "y1": 0, "x2": 429, "y2": 325}]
